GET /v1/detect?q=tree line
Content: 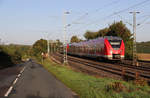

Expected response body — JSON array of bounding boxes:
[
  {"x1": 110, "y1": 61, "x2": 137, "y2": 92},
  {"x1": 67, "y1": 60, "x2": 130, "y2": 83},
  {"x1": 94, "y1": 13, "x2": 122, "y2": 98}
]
[
  {"x1": 32, "y1": 21, "x2": 134, "y2": 59},
  {"x1": 32, "y1": 39, "x2": 63, "y2": 60},
  {"x1": 0, "y1": 44, "x2": 31, "y2": 68}
]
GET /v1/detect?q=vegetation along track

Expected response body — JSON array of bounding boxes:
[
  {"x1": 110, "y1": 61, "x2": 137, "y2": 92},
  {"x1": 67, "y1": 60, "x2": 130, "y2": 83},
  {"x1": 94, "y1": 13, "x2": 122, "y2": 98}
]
[{"x1": 51, "y1": 53, "x2": 150, "y2": 82}]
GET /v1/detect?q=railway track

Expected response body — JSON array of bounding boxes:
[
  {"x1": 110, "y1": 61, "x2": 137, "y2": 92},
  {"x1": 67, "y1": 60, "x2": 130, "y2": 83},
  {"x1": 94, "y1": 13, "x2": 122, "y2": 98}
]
[
  {"x1": 51, "y1": 53, "x2": 150, "y2": 82},
  {"x1": 120, "y1": 60, "x2": 150, "y2": 69}
]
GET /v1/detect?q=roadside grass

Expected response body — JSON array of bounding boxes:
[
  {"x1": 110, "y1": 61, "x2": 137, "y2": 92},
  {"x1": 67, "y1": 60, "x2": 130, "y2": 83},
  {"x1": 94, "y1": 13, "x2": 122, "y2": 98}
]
[{"x1": 42, "y1": 59, "x2": 150, "y2": 98}]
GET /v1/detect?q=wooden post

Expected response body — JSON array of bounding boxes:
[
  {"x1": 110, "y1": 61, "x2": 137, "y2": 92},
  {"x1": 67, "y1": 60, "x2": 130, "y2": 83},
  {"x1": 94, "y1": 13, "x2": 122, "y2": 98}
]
[{"x1": 135, "y1": 72, "x2": 139, "y2": 80}]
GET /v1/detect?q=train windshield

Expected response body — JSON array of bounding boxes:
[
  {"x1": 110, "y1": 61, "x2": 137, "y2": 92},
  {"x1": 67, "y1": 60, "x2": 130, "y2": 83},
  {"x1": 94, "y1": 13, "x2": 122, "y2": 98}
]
[
  {"x1": 104, "y1": 36, "x2": 122, "y2": 50},
  {"x1": 109, "y1": 40, "x2": 121, "y2": 49}
]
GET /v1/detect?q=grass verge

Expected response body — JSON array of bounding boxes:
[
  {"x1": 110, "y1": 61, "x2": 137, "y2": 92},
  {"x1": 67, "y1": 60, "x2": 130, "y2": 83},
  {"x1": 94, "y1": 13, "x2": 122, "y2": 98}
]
[{"x1": 42, "y1": 59, "x2": 150, "y2": 98}]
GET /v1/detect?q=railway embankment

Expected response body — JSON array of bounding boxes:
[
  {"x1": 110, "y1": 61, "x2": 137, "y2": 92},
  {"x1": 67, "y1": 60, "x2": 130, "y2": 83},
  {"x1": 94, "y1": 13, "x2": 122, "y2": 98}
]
[{"x1": 41, "y1": 58, "x2": 150, "y2": 98}]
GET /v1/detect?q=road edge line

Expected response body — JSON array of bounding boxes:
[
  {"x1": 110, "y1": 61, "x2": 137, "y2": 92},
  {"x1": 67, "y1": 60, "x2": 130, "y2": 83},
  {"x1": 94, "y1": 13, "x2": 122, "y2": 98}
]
[
  {"x1": 4, "y1": 86, "x2": 13, "y2": 97},
  {"x1": 4, "y1": 66, "x2": 26, "y2": 97}
]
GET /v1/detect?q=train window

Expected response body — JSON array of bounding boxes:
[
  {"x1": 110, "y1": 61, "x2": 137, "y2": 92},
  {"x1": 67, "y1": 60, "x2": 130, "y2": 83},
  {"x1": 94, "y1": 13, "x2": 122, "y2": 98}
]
[
  {"x1": 96, "y1": 48, "x2": 98, "y2": 53},
  {"x1": 109, "y1": 40, "x2": 121, "y2": 49},
  {"x1": 82, "y1": 47, "x2": 84, "y2": 52},
  {"x1": 92, "y1": 48, "x2": 94, "y2": 53},
  {"x1": 97, "y1": 48, "x2": 100, "y2": 53}
]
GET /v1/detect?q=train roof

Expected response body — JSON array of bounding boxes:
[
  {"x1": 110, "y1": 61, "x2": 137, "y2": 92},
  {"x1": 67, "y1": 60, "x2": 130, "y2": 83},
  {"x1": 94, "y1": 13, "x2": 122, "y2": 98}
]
[
  {"x1": 69, "y1": 36, "x2": 122, "y2": 47},
  {"x1": 104, "y1": 36, "x2": 122, "y2": 40}
]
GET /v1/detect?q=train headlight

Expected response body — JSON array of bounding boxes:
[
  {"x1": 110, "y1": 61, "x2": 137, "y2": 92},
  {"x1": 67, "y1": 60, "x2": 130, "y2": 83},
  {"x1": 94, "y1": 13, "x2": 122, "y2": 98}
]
[{"x1": 110, "y1": 50, "x2": 113, "y2": 54}]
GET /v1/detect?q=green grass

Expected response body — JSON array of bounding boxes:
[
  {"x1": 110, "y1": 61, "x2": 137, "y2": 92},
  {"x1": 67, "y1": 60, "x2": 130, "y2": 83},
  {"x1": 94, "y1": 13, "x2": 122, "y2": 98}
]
[
  {"x1": 137, "y1": 41, "x2": 150, "y2": 53},
  {"x1": 42, "y1": 59, "x2": 150, "y2": 98}
]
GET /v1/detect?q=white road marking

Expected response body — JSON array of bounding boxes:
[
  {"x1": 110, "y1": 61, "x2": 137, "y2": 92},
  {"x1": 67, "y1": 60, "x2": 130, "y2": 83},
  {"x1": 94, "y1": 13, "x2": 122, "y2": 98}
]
[
  {"x1": 20, "y1": 70, "x2": 23, "y2": 73},
  {"x1": 4, "y1": 86, "x2": 13, "y2": 97},
  {"x1": 23, "y1": 67, "x2": 26, "y2": 71},
  {"x1": 17, "y1": 74, "x2": 21, "y2": 77},
  {"x1": 4, "y1": 66, "x2": 26, "y2": 97},
  {"x1": 20, "y1": 66, "x2": 26, "y2": 73},
  {"x1": 13, "y1": 78, "x2": 18, "y2": 85}
]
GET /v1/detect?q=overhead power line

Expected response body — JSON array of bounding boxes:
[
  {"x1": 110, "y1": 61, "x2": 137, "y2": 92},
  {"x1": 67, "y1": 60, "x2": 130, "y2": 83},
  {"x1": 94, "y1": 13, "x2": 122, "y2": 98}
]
[
  {"x1": 137, "y1": 15, "x2": 150, "y2": 29},
  {"x1": 113, "y1": 14, "x2": 132, "y2": 26},
  {"x1": 71, "y1": 0, "x2": 150, "y2": 33},
  {"x1": 69, "y1": 0, "x2": 121, "y2": 26},
  {"x1": 139, "y1": 15, "x2": 150, "y2": 25},
  {"x1": 98, "y1": 0, "x2": 150, "y2": 23},
  {"x1": 114, "y1": 0, "x2": 150, "y2": 15}
]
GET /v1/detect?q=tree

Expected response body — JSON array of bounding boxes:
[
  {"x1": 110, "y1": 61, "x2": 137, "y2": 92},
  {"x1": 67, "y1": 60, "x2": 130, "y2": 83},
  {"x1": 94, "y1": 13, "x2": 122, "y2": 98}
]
[
  {"x1": 70, "y1": 36, "x2": 82, "y2": 43},
  {"x1": 125, "y1": 39, "x2": 133, "y2": 59},
  {"x1": 56, "y1": 39, "x2": 62, "y2": 45},
  {"x1": 106, "y1": 21, "x2": 132, "y2": 41},
  {"x1": 96, "y1": 28, "x2": 110, "y2": 38},
  {"x1": 84, "y1": 28, "x2": 110, "y2": 40},
  {"x1": 0, "y1": 51, "x2": 14, "y2": 68},
  {"x1": 32, "y1": 39, "x2": 47, "y2": 56},
  {"x1": 55, "y1": 39, "x2": 63, "y2": 52},
  {"x1": 84, "y1": 31, "x2": 97, "y2": 40}
]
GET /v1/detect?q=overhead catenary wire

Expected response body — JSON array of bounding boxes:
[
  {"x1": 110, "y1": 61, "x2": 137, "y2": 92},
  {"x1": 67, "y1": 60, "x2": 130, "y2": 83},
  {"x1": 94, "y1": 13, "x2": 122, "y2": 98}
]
[
  {"x1": 68, "y1": 0, "x2": 122, "y2": 38},
  {"x1": 69, "y1": 0, "x2": 121, "y2": 26},
  {"x1": 118, "y1": 14, "x2": 150, "y2": 29},
  {"x1": 133, "y1": 14, "x2": 150, "y2": 30},
  {"x1": 71, "y1": 0, "x2": 150, "y2": 34},
  {"x1": 113, "y1": 14, "x2": 132, "y2": 26},
  {"x1": 138, "y1": 15, "x2": 150, "y2": 25},
  {"x1": 112, "y1": 0, "x2": 150, "y2": 15}
]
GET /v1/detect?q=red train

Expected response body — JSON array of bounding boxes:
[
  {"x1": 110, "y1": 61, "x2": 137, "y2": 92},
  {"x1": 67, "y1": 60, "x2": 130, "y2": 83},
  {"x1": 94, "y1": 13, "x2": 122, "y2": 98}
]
[{"x1": 67, "y1": 36, "x2": 125, "y2": 60}]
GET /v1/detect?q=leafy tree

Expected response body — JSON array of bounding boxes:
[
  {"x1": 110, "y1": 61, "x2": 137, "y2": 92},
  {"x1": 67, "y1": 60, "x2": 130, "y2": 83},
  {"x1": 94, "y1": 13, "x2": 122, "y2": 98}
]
[
  {"x1": 70, "y1": 36, "x2": 82, "y2": 43},
  {"x1": 96, "y1": 28, "x2": 110, "y2": 37},
  {"x1": 106, "y1": 21, "x2": 132, "y2": 41},
  {"x1": 84, "y1": 31, "x2": 97, "y2": 40},
  {"x1": 12, "y1": 50, "x2": 22, "y2": 63},
  {"x1": 55, "y1": 39, "x2": 63, "y2": 52},
  {"x1": 0, "y1": 51, "x2": 14, "y2": 68},
  {"x1": 0, "y1": 44, "x2": 31, "y2": 68},
  {"x1": 32, "y1": 39, "x2": 47, "y2": 56},
  {"x1": 84, "y1": 28, "x2": 109, "y2": 40},
  {"x1": 125, "y1": 38, "x2": 133, "y2": 59},
  {"x1": 56, "y1": 39, "x2": 62, "y2": 45}
]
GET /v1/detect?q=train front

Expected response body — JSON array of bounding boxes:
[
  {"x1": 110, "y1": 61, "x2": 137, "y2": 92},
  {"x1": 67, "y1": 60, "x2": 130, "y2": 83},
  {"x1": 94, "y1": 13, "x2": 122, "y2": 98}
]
[{"x1": 104, "y1": 36, "x2": 125, "y2": 60}]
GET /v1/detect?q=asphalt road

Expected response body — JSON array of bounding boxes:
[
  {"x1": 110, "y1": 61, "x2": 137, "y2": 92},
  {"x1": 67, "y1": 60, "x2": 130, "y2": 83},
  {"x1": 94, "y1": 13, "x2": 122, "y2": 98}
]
[
  {"x1": 7, "y1": 60, "x2": 77, "y2": 98},
  {"x1": 0, "y1": 63, "x2": 24, "y2": 97}
]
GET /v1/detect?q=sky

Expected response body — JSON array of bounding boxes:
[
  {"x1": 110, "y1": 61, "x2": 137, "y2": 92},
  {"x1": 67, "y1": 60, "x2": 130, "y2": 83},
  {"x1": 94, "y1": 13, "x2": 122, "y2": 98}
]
[{"x1": 0, "y1": 0, "x2": 150, "y2": 45}]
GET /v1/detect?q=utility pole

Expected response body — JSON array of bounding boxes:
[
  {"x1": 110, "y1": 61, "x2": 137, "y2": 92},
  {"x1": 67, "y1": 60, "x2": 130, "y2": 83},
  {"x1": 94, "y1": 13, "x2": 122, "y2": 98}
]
[
  {"x1": 130, "y1": 11, "x2": 140, "y2": 66},
  {"x1": 63, "y1": 11, "x2": 70, "y2": 64},
  {"x1": 45, "y1": 32, "x2": 50, "y2": 57},
  {"x1": 47, "y1": 38, "x2": 50, "y2": 57}
]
